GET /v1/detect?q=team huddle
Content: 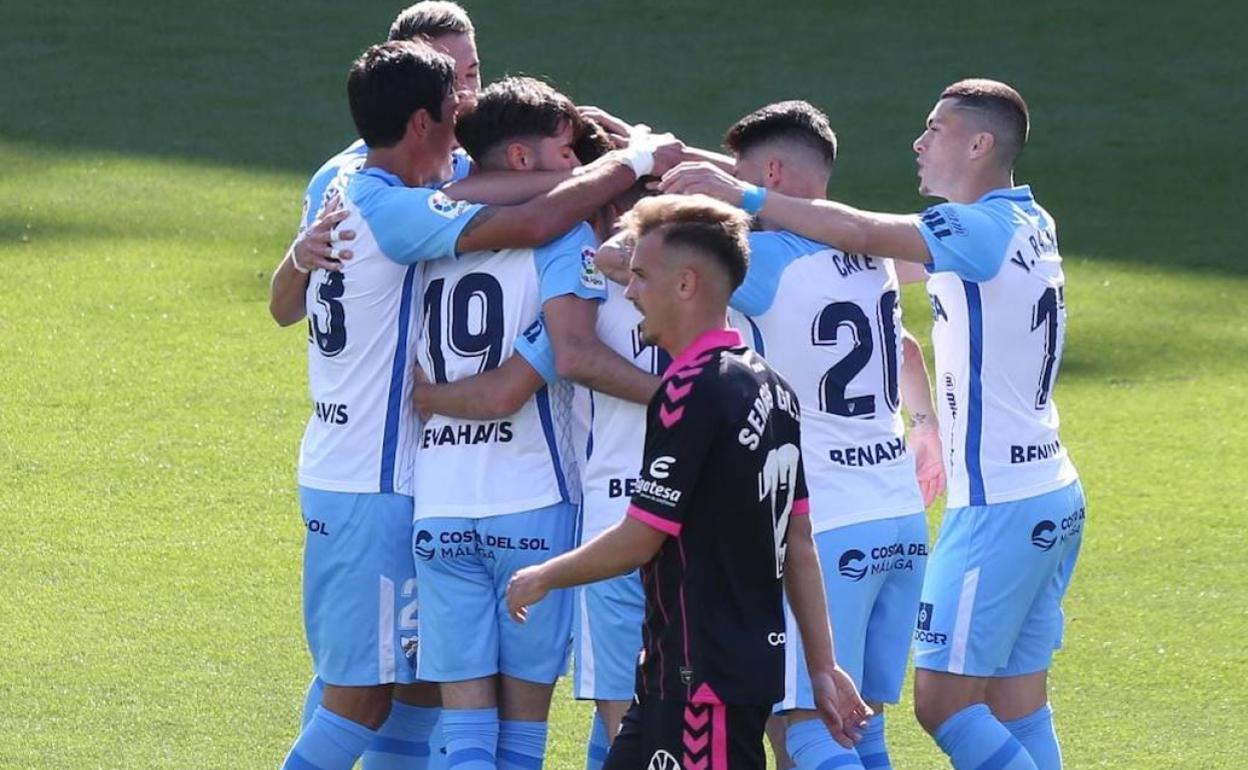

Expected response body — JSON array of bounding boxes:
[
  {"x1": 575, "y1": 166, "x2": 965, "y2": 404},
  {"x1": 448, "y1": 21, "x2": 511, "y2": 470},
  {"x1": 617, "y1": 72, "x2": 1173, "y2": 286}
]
[{"x1": 267, "y1": 4, "x2": 1085, "y2": 770}]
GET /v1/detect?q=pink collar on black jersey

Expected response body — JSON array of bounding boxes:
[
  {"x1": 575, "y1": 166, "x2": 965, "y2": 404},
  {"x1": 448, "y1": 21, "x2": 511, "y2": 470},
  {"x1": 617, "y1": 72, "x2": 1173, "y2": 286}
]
[{"x1": 663, "y1": 327, "x2": 743, "y2": 379}]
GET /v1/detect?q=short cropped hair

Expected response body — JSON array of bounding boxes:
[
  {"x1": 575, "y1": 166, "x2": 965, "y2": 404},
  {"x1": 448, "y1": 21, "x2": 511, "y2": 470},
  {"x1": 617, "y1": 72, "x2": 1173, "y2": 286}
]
[
  {"x1": 624, "y1": 195, "x2": 750, "y2": 290},
  {"x1": 347, "y1": 41, "x2": 456, "y2": 148},
  {"x1": 455, "y1": 76, "x2": 581, "y2": 163},
  {"x1": 388, "y1": 1, "x2": 474, "y2": 41},
  {"x1": 724, "y1": 100, "x2": 838, "y2": 170},
  {"x1": 573, "y1": 118, "x2": 614, "y2": 165},
  {"x1": 940, "y1": 78, "x2": 1029, "y2": 164}
]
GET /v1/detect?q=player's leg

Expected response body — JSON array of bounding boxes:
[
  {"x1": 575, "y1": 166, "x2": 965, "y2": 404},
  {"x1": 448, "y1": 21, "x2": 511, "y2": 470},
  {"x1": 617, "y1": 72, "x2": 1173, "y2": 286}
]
[
  {"x1": 362, "y1": 682, "x2": 443, "y2": 770},
  {"x1": 414, "y1": 518, "x2": 501, "y2": 770},
  {"x1": 489, "y1": 503, "x2": 577, "y2": 770},
  {"x1": 988, "y1": 481, "x2": 1086, "y2": 770},
  {"x1": 780, "y1": 522, "x2": 881, "y2": 770},
  {"x1": 913, "y1": 491, "x2": 1077, "y2": 770},
  {"x1": 574, "y1": 568, "x2": 644, "y2": 764},
  {"x1": 284, "y1": 489, "x2": 416, "y2": 770},
  {"x1": 855, "y1": 511, "x2": 929, "y2": 770}
]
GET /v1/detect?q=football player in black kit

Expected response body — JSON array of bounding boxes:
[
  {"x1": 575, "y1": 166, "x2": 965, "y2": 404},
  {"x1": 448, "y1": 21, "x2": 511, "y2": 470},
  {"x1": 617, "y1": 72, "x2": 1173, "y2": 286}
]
[{"x1": 507, "y1": 194, "x2": 869, "y2": 769}]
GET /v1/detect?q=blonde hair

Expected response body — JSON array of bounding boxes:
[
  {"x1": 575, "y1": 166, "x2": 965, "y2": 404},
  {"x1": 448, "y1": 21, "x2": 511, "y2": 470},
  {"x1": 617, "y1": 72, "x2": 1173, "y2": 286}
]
[{"x1": 623, "y1": 194, "x2": 751, "y2": 289}]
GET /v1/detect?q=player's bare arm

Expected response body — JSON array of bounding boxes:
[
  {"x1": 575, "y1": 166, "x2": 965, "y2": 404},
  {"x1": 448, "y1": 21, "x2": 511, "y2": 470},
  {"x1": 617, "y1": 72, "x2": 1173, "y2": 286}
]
[
  {"x1": 443, "y1": 167, "x2": 575, "y2": 206},
  {"x1": 578, "y1": 105, "x2": 735, "y2": 171},
  {"x1": 269, "y1": 199, "x2": 354, "y2": 326},
  {"x1": 506, "y1": 516, "x2": 665, "y2": 623},
  {"x1": 783, "y1": 514, "x2": 872, "y2": 747},
  {"x1": 411, "y1": 357, "x2": 545, "y2": 421},
  {"x1": 544, "y1": 295, "x2": 660, "y2": 404},
  {"x1": 659, "y1": 161, "x2": 932, "y2": 263},
  {"x1": 454, "y1": 133, "x2": 685, "y2": 254},
  {"x1": 899, "y1": 328, "x2": 946, "y2": 506},
  {"x1": 592, "y1": 231, "x2": 634, "y2": 286}
]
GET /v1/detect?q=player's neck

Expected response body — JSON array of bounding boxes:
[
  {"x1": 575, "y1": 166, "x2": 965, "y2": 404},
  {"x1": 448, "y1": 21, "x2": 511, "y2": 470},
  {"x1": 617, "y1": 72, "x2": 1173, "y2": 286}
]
[
  {"x1": 948, "y1": 167, "x2": 1015, "y2": 204},
  {"x1": 363, "y1": 147, "x2": 437, "y2": 188},
  {"x1": 662, "y1": 311, "x2": 731, "y2": 364}
]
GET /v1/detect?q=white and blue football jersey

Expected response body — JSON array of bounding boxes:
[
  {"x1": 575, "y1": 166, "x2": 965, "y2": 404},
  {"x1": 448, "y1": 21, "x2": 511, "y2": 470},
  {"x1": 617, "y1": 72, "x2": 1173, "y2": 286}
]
[
  {"x1": 411, "y1": 223, "x2": 606, "y2": 520},
  {"x1": 915, "y1": 184, "x2": 1078, "y2": 508},
  {"x1": 297, "y1": 167, "x2": 485, "y2": 495},
  {"x1": 731, "y1": 231, "x2": 925, "y2": 531}
]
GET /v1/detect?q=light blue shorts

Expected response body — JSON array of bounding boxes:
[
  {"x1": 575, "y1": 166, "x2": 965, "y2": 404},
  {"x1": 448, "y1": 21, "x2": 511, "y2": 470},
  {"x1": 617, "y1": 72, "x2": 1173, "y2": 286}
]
[
  {"x1": 914, "y1": 480, "x2": 1086, "y2": 677},
  {"x1": 413, "y1": 503, "x2": 576, "y2": 684},
  {"x1": 299, "y1": 486, "x2": 420, "y2": 686},
  {"x1": 778, "y1": 512, "x2": 928, "y2": 711},
  {"x1": 573, "y1": 570, "x2": 644, "y2": 702}
]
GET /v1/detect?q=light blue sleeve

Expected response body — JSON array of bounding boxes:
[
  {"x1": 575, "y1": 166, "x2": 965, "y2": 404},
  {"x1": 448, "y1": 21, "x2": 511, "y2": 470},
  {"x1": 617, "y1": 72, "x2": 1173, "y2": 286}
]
[
  {"x1": 301, "y1": 141, "x2": 367, "y2": 228},
  {"x1": 514, "y1": 315, "x2": 559, "y2": 384},
  {"x1": 449, "y1": 149, "x2": 472, "y2": 182},
  {"x1": 534, "y1": 222, "x2": 607, "y2": 304},
  {"x1": 915, "y1": 202, "x2": 1012, "y2": 282},
  {"x1": 352, "y1": 179, "x2": 486, "y2": 266},
  {"x1": 731, "y1": 231, "x2": 802, "y2": 315}
]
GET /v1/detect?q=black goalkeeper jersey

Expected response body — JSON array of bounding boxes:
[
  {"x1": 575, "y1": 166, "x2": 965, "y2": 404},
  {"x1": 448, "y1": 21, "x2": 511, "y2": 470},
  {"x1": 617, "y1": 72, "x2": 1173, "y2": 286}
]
[{"x1": 625, "y1": 327, "x2": 810, "y2": 706}]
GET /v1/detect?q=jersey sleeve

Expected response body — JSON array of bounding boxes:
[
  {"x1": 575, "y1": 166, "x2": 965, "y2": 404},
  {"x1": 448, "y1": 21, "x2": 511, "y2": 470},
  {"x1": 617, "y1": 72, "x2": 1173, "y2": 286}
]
[
  {"x1": 731, "y1": 231, "x2": 799, "y2": 316},
  {"x1": 353, "y1": 182, "x2": 486, "y2": 266},
  {"x1": 627, "y1": 380, "x2": 721, "y2": 536},
  {"x1": 913, "y1": 202, "x2": 1011, "y2": 282},
  {"x1": 534, "y1": 223, "x2": 608, "y2": 304},
  {"x1": 448, "y1": 149, "x2": 473, "y2": 183},
  {"x1": 513, "y1": 315, "x2": 559, "y2": 385},
  {"x1": 792, "y1": 443, "x2": 811, "y2": 517}
]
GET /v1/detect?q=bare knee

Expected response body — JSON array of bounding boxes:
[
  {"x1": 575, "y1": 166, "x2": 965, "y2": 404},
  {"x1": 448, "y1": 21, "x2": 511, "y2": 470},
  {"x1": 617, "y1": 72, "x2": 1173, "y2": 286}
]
[
  {"x1": 499, "y1": 676, "x2": 555, "y2": 721},
  {"x1": 913, "y1": 671, "x2": 985, "y2": 735},
  {"x1": 321, "y1": 684, "x2": 395, "y2": 730},
  {"x1": 394, "y1": 681, "x2": 442, "y2": 708}
]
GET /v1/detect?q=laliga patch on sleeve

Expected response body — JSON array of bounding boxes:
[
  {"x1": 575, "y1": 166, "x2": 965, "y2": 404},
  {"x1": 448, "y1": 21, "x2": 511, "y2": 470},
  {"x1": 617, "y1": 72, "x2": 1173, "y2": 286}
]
[
  {"x1": 580, "y1": 246, "x2": 606, "y2": 290},
  {"x1": 426, "y1": 190, "x2": 473, "y2": 219}
]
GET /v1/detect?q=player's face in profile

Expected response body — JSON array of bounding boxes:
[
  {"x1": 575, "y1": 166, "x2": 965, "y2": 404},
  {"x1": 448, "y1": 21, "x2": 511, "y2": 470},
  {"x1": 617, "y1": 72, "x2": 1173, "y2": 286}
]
[
  {"x1": 421, "y1": 90, "x2": 461, "y2": 182},
  {"x1": 531, "y1": 121, "x2": 581, "y2": 172},
  {"x1": 731, "y1": 151, "x2": 767, "y2": 188},
  {"x1": 625, "y1": 232, "x2": 676, "y2": 347},
  {"x1": 429, "y1": 32, "x2": 481, "y2": 115},
  {"x1": 913, "y1": 98, "x2": 967, "y2": 198}
]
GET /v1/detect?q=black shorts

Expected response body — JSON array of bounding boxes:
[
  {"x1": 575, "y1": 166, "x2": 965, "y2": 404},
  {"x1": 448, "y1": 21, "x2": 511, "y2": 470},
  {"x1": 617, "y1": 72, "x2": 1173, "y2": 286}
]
[{"x1": 603, "y1": 697, "x2": 770, "y2": 770}]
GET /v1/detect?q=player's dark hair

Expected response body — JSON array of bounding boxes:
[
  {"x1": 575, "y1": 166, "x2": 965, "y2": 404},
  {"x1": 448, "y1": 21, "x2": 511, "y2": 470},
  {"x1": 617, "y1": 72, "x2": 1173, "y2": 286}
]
[
  {"x1": 388, "y1": 1, "x2": 474, "y2": 41},
  {"x1": 723, "y1": 100, "x2": 837, "y2": 170},
  {"x1": 573, "y1": 118, "x2": 613, "y2": 165},
  {"x1": 455, "y1": 76, "x2": 581, "y2": 163},
  {"x1": 347, "y1": 41, "x2": 456, "y2": 149},
  {"x1": 940, "y1": 78, "x2": 1029, "y2": 165},
  {"x1": 625, "y1": 195, "x2": 750, "y2": 291}
]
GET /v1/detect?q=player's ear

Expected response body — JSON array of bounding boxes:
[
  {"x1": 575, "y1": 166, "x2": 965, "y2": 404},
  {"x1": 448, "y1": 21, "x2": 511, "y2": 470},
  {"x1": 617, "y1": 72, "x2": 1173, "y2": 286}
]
[
  {"x1": 766, "y1": 157, "x2": 783, "y2": 187},
  {"x1": 968, "y1": 130, "x2": 996, "y2": 160},
  {"x1": 408, "y1": 108, "x2": 431, "y2": 140},
  {"x1": 505, "y1": 141, "x2": 533, "y2": 171},
  {"x1": 676, "y1": 265, "x2": 698, "y2": 299}
]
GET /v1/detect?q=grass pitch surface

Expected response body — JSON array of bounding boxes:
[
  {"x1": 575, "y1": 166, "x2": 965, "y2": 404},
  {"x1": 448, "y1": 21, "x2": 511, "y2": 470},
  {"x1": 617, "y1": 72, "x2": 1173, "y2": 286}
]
[{"x1": 1, "y1": 2, "x2": 1244, "y2": 767}]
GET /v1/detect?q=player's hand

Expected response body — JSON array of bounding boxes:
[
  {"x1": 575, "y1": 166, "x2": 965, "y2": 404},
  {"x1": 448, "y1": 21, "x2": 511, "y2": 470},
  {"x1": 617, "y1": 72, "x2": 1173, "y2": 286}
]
[
  {"x1": 578, "y1": 105, "x2": 636, "y2": 140},
  {"x1": 293, "y1": 194, "x2": 354, "y2": 272},
  {"x1": 810, "y1": 665, "x2": 872, "y2": 748},
  {"x1": 593, "y1": 233, "x2": 634, "y2": 286},
  {"x1": 411, "y1": 365, "x2": 435, "y2": 422},
  {"x1": 647, "y1": 133, "x2": 688, "y2": 178},
  {"x1": 658, "y1": 162, "x2": 750, "y2": 205},
  {"x1": 506, "y1": 565, "x2": 551, "y2": 623},
  {"x1": 909, "y1": 421, "x2": 946, "y2": 507}
]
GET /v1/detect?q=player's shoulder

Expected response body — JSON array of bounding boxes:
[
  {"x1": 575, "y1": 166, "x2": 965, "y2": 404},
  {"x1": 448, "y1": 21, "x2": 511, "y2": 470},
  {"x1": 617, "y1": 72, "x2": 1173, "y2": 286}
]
[{"x1": 749, "y1": 229, "x2": 830, "y2": 261}]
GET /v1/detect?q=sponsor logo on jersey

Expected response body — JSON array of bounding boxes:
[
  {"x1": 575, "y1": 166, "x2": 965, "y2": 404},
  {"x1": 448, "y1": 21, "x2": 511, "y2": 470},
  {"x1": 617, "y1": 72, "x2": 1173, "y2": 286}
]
[
  {"x1": 400, "y1": 635, "x2": 419, "y2": 664},
  {"x1": 426, "y1": 190, "x2": 472, "y2": 219},
  {"x1": 306, "y1": 519, "x2": 331, "y2": 536},
  {"x1": 1011, "y1": 439, "x2": 1063, "y2": 464},
  {"x1": 827, "y1": 437, "x2": 906, "y2": 467},
  {"x1": 917, "y1": 602, "x2": 934, "y2": 631},
  {"x1": 414, "y1": 529, "x2": 435, "y2": 561},
  {"x1": 838, "y1": 549, "x2": 867, "y2": 581},
  {"x1": 942, "y1": 373, "x2": 958, "y2": 422},
  {"x1": 421, "y1": 421, "x2": 514, "y2": 448},
  {"x1": 840, "y1": 542, "x2": 927, "y2": 581},
  {"x1": 430, "y1": 529, "x2": 554, "y2": 561},
  {"x1": 580, "y1": 245, "x2": 606, "y2": 290},
  {"x1": 646, "y1": 750, "x2": 679, "y2": 770},
  {"x1": 1030, "y1": 520, "x2": 1057, "y2": 551},
  {"x1": 648, "y1": 456, "x2": 675, "y2": 480},
  {"x1": 767, "y1": 631, "x2": 786, "y2": 646},
  {"x1": 634, "y1": 478, "x2": 682, "y2": 505},
  {"x1": 920, "y1": 207, "x2": 966, "y2": 240},
  {"x1": 314, "y1": 401, "x2": 350, "y2": 425},
  {"x1": 914, "y1": 601, "x2": 948, "y2": 645}
]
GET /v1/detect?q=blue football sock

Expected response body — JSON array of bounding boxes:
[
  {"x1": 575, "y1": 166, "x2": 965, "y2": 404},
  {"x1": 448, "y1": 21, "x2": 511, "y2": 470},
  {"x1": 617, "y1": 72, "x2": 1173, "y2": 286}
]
[
  {"x1": 301, "y1": 676, "x2": 326, "y2": 730},
  {"x1": 441, "y1": 708, "x2": 499, "y2": 770},
  {"x1": 363, "y1": 702, "x2": 440, "y2": 769},
  {"x1": 856, "y1": 713, "x2": 892, "y2": 769},
  {"x1": 1003, "y1": 704, "x2": 1061, "y2": 770},
  {"x1": 498, "y1": 719, "x2": 548, "y2": 770},
  {"x1": 785, "y1": 718, "x2": 864, "y2": 770},
  {"x1": 934, "y1": 704, "x2": 1037, "y2": 770},
  {"x1": 283, "y1": 705, "x2": 377, "y2": 770},
  {"x1": 586, "y1": 712, "x2": 609, "y2": 770}
]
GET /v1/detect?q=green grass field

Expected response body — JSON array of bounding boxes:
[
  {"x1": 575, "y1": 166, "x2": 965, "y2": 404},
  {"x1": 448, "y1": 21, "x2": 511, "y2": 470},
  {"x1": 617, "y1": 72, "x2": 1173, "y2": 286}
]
[{"x1": 2, "y1": 2, "x2": 1245, "y2": 768}]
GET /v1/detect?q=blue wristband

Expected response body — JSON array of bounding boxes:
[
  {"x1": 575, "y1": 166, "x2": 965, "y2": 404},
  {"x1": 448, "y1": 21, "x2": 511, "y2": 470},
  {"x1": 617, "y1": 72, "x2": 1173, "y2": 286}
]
[{"x1": 741, "y1": 184, "x2": 767, "y2": 215}]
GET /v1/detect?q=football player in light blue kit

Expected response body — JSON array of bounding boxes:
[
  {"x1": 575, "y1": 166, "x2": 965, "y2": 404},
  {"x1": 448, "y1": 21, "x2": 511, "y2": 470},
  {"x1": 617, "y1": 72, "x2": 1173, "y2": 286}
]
[
  {"x1": 411, "y1": 79, "x2": 668, "y2": 770},
  {"x1": 275, "y1": 41, "x2": 679, "y2": 770},
  {"x1": 661, "y1": 79, "x2": 1083, "y2": 770}
]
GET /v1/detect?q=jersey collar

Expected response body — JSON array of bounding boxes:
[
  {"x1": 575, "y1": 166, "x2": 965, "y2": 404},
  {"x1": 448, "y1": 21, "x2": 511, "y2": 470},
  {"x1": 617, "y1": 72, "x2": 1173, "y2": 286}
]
[
  {"x1": 978, "y1": 184, "x2": 1034, "y2": 204},
  {"x1": 664, "y1": 327, "x2": 744, "y2": 378}
]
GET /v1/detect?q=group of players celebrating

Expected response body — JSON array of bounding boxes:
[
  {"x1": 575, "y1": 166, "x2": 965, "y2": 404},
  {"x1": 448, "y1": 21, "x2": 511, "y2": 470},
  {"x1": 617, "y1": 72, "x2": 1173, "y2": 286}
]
[{"x1": 268, "y1": 4, "x2": 1086, "y2": 770}]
